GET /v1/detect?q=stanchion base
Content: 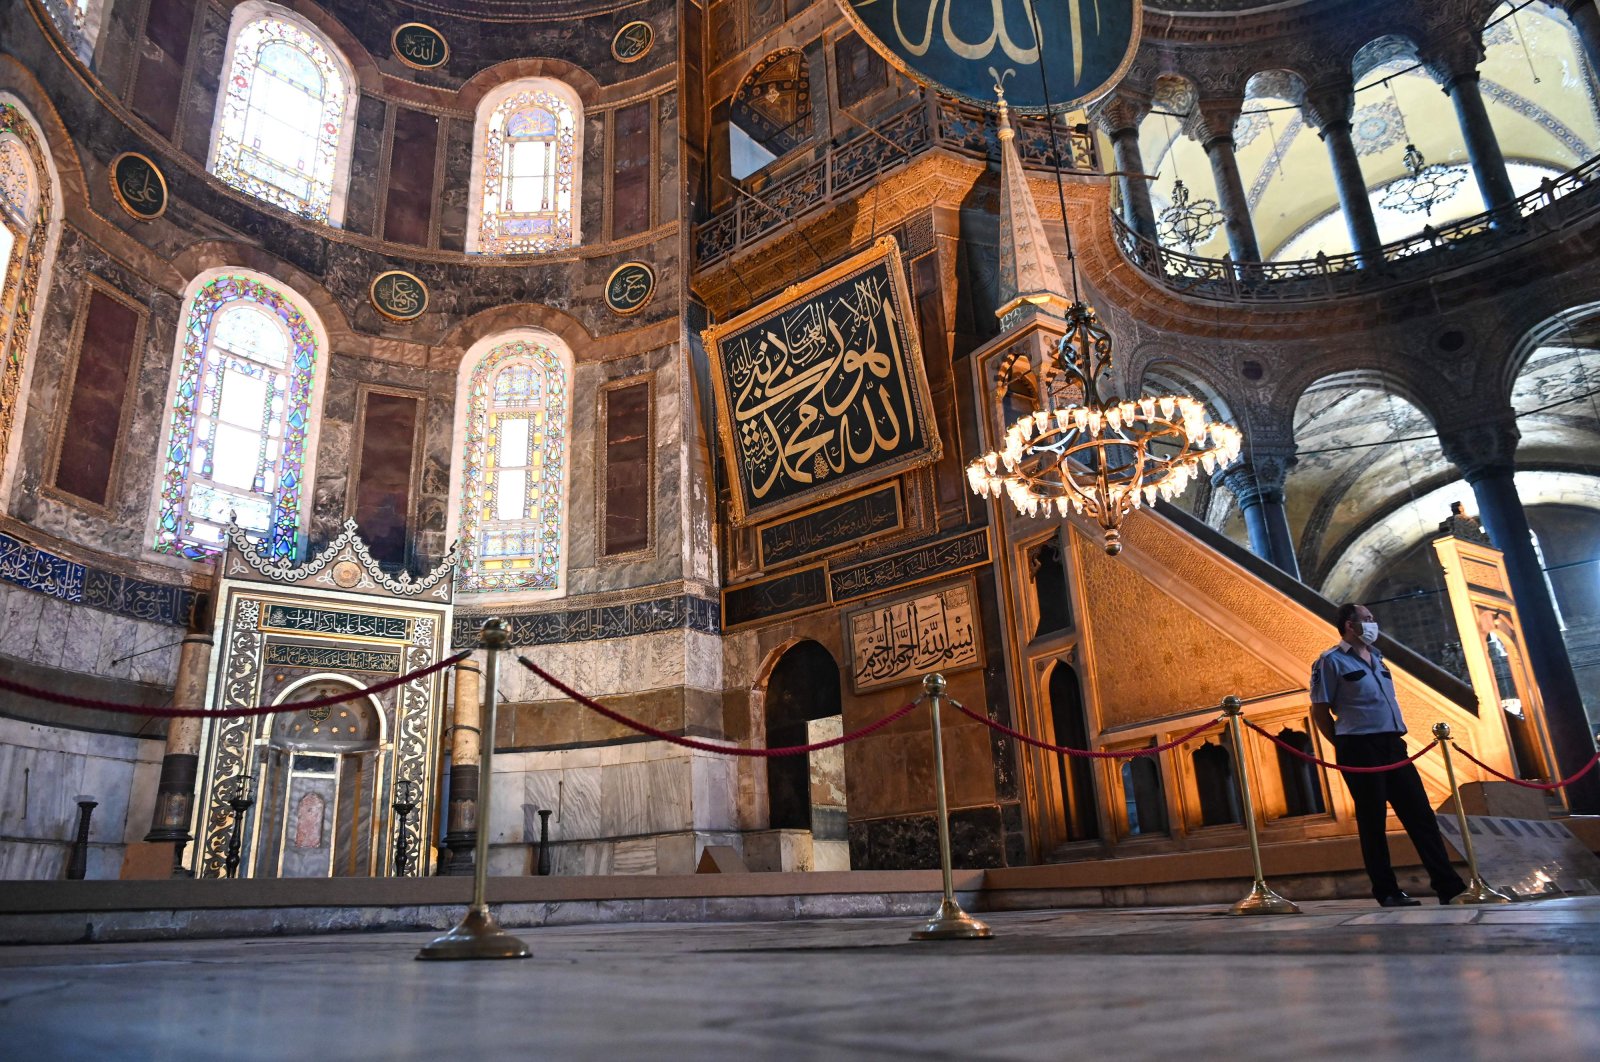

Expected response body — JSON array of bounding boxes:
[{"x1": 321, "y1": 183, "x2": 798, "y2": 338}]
[
  {"x1": 910, "y1": 898, "x2": 994, "y2": 940},
  {"x1": 1230, "y1": 881, "x2": 1302, "y2": 916},
  {"x1": 1448, "y1": 878, "x2": 1513, "y2": 905},
  {"x1": 416, "y1": 906, "x2": 531, "y2": 960}
]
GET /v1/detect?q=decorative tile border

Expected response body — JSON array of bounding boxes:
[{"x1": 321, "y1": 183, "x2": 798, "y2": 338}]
[
  {"x1": 0, "y1": 530, "x2": 195, "y2": 627},
  {"x1": 452, "y1": 594, "x2": 719, "y2": 649}
]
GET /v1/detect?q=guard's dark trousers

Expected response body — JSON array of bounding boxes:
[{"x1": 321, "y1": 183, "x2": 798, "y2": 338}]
[{"x1": 1335, "y1": 732, "x2": 1466, "y2": 901}]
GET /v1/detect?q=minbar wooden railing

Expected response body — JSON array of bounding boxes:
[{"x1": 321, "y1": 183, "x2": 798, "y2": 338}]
[{"x1": 693, "y1": 93, "x2": 1100, "y2": 268}]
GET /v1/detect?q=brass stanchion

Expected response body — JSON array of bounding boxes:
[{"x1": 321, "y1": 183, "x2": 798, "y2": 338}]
[
  {"x1": 910, "y1": 673, "x2": 992, "y2": 941},
  {"x1": 418, "y1": 618, "x2": 532, "y2": 960},
  {"x1": 1222, "y1": 696, "x2": 1301, "y2": 915},
  {"x1": 1430, "y1": 722, "x2": 1512, "y2": 905}
]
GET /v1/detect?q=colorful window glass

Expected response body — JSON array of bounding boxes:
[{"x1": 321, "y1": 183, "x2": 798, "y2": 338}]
[
  {"x1": 0, "y1": 107, "x2": 52, "y2": 484},
  {"x1": 458, "y1": 340, "x2": 568, "y2": 591},
  {"x1": 41, "y1": 0, "x2": 92, "y2": 46},
  {"x1": 211, "y1": 15, "x2": 349, "y2": 224},
  {"x1": 155, "y1": 275, "x2": 318, "y2": 561},
  {"x1": 477, "y1": 88, "x2": 577, "y2": 254}
]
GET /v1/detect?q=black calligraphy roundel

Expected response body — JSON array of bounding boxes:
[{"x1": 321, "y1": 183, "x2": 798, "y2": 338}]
[
  {"x1": 837, "y1": 0, "x2": 1143, "y2": 114},
  {"x1": 605, "y1": 263, "x2": 656, "y2": 316},
  {"x1": 109, "y1": 152, "x2": 168, "y2": 222},
  {"x1": 392, "y1": 23, "x2": 449, "y2": 70},
  {"x1": 612, "y1": 20, "x2": 654, "y2": 63},
  {"x1": 369, "y1": 270, "x2": 430, "y2": 322}
]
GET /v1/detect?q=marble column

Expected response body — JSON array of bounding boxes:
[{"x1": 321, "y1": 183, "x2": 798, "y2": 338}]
[
  {"x1": 1439, "y1": 416, "x2": 1600, "y2": 812},
  {"x1": 1096, "y1": 92, "x2": 1158, "y2": 240},
  {"x1": 1215, "y1": 455, "x2": 1300, "y2": 580},
  {"x1": 146, "y1": 612, "x2": 213, "y2": 877},
  {"x1": 1562, "y1": 1, "x2": 1600, "y2": 81},
  {"x1": 1193, "y1": 102, "x2": 1261, "y2": 262},
  {"x1": 441, "y1": 658, "x2": 482, "y2": 875},
  {"x1": 1426, "y1": 37, "x2": 1517, "y2": 212},
  {"x1": 1304, "y1": 83, "x2": 1384, "y2": 263}
]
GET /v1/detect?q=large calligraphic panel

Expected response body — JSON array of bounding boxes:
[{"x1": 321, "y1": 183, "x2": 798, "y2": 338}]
[
  {"x1": 846, "y1": 581, "x2": 982, "y2": 693},
  {"x1": 703, "y1": 237, "x2": 941, "y2": 525},
  {"x1": 838, "y1": 0, "x2": 1142, "y2": 113}
]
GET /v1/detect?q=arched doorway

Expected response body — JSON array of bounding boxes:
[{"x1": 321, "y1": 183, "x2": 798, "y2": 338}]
[
  {"x1": 256, "y1": 678, "x2": 384, "y2": 878},
  {"x1": 764, "y1": 640, "x2": 847, "y2": 868},
  {"x1": 1048, "y1": 663, "x2": 1099, "y2": 843}
]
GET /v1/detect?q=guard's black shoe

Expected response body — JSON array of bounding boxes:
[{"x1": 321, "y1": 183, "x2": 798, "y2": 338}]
[{"x1": 1377, "y1": 893, "x2": 1422, "y2": 907}]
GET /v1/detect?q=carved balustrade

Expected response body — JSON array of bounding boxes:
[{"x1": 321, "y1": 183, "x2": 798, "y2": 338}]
[
  {"x1": 694, "y1": 94, "x2": 1100, "y2": 267},
  {"x1": 1111, "y1": 152, "x2": 1600, "y2": 304}
]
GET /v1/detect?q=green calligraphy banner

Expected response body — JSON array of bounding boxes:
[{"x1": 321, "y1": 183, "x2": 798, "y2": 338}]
[
  {"x1": 702, "y1": 238, "x2": 942, "y2": 526},
  {"x1": 838, "y1": 0, "x2": 1142, "y2": 113}
]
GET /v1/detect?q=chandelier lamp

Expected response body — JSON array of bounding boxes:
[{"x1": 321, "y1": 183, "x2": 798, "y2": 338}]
[{"x1": 966, "y1": 302, "x2": 1244, "y2": 556}]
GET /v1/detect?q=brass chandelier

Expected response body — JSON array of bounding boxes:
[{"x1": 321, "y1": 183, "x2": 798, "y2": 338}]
[{"x1": 967, "y1": 301, "x2": 1243, "y2": 555}]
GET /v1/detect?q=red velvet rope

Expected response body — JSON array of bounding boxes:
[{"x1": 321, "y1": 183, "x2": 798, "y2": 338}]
[
  {"x1": 518, "y1": 655, "x2": 918, "y2": 757},
  {"x1": 1244, "y1": 718, "x2": 1439, "y2": 773},
  {"x1": 1452, "y1": 743, "x2": 1600, "y2": 791},
  {"x1": 949, "y1": 699, "x2": 1223, "y2": 758},
  {"x1": 0, "y1": 651, "x2": 469, "y2": 718}
]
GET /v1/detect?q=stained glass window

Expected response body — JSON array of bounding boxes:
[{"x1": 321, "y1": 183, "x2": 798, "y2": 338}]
[
  {"x1": 155, "y1": 275, "x2": 319, "y2": 561},
  {"x1": 41, "y1": 0, "x2": 97, "y2": 59},
  {"x1": 458, "y1": 339, "x2": 568, "y2": 591},
  {"x1": 0, "y1": 107, "x2": 51, "y2": 481},
  {"x1": 0, "y1": 135, "x2": 31, "y2": 306},
  {"x1": 476, "y1": 86, "x2": 577, "y2": 254},
  {"x1": 211, "y1": 14, "x2": 350, "y2": 224}
]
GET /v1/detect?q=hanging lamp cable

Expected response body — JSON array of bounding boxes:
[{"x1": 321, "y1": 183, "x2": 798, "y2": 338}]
[{"x1": 1024, "y1": 1, "x2": 1082, "y2": 303}]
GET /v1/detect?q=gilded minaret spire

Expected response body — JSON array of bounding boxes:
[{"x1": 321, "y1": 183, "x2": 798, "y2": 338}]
[{"x1": 992, "y1": 74, "x2": 1072, "y2": 327}]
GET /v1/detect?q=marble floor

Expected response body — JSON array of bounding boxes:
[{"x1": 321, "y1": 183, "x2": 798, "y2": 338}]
[{"x1": 3, "y1": 898, "x2": 1598, "y2": 1061}]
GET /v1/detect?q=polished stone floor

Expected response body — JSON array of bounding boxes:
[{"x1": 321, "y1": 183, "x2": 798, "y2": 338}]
[{"x1": 3, "y1": 898, "x2": 1598, "y2": 1060}]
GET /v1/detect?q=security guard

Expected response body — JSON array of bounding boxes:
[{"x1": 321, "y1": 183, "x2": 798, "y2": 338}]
[{"x1": 1311, "y1": 603, "x2": 1466, "y2": 907}]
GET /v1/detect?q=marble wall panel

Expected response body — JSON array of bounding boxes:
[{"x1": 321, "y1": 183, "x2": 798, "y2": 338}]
[
  {"x1": 345, "y1": 95, "x2": 388, "y2": 238},
  {"x1": 610, "y1": 836, "x2": 655, "y2": 875}
]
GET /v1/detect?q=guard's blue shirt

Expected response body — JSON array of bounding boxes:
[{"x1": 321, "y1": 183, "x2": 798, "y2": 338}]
[{"x1": 1310, "y1": 641, "x2": 1406, "y2": 736}]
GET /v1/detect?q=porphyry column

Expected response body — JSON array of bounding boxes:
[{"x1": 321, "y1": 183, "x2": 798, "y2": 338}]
[
  {"x1": 441, "y1": 657, "x2": 483, "y2": 875},
  {"x1": 145, "y1": 601, "x2": 213, "y2": 876}
]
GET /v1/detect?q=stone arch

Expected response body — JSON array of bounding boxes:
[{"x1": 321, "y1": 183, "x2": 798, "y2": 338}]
[
  {"x1": 1350, "y1": 33, "x2": 1425, "y2": 84},
  {"x1": 730, "y1": 48, "x2": 813, "y2": 179},
  {"x1": 757, "y1": 640, "x2": 846, "y2": 867}
]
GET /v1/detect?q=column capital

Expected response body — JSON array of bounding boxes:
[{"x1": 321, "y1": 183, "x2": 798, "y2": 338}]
[
  {"x1": 1092, "y1": 89, "x2": 1152, "y2": 138},
  {"x1": 1420, "y1": 31, "x2": 1486, "y2": 93},
  {"x1": 1187, "y1": 98, "x2": 1244, "y2": 150},
  {"x1": 1214, "y1": 453, "x2": 1296, "y2": 506},
  {"x1": 1437, "y1": 413, "x2": 1520, "y2": 481},
  {"x1": 1301, "y1": 80, "x2": 1356, "y2": 136}
]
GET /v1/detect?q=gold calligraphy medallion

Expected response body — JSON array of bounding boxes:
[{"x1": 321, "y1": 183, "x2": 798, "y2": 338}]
[
  {"x1": 369, "y1": 270, "x2": 430, "y2": 322},
  {"x1": 391, "y1": 23, "x2": 450, "y2": 71},
  {"x1": 605, "y1": 262, "x2": 656, "y2": 315},
  {"x1": 612, "y1": 20, "x2": 654, "y2": 63},
  {"x1": 108, "y1": 152, "x2": 168, "y2": 221}
]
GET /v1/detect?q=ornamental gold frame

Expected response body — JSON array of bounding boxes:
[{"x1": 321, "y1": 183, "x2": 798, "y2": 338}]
[
  {"x1": 833, "y1": 0, "x2": 1145, "y2": 116},
  {"x1": 391, "y1": 22, "x2": 450, "y2": 71},
  {"x1": 604, "y1": 261, "x2": 656, "y2": 315},
  {"x1": 700, "y1": 236, "x2": 944, "y2": 526},
  {"x1": 612, "y1": 20, "x2": 654, "y2": 64},
  {"x1": 368, "y1": 270, "x2": 431, "y2": 321},
  {"x1": 107, "y1": 151, "x2": 168, "y2": 221}
]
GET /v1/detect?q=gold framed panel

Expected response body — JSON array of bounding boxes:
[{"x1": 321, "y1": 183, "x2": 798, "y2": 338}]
[
  {"x1": 840, "y1": 576, "x2": 983, "y2": 694},
  {"x1": 605, "y1": 261, "x2": 656, "y2": 315},
  {"x1": 368, "y1": 270, "x2": 430, "y2": 322},
  {"x1": 40, "y1": 275, "x2": 149, "y2": 518},
  {"x1": 755, "y1": 481, "x2": 904, "y2": 571},
  {"x1": 828, "y1": 526, "x2": 991, "y2": 604},
  {"x1": 595, "y1": 371, "x2": 658, "y2": 563},
  {"x1": 345, "y1": 384, "x2": 428, "y2": 566},
  {"x1": 701, "y1": 236, "x2": 943, "y2": 526},
  {"x1": 612, "y1": 20, "x2": 655, "y2": 63}
]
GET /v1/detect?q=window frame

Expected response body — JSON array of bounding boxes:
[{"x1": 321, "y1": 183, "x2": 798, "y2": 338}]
[
  {"x1": 467, "y1": 79, "x2": 584, "y2": 255},
  {"x1": 207, "y1": 1, "x2": 359, "y2": 227}
]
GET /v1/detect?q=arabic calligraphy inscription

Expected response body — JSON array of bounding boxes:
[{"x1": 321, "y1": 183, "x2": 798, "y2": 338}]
[
  {"x1": 848, "y1": 582, "x2": 981, "y2": 692},
  {"x1": 369, "y1": 270, "x2": 429, "y2": 322},
  {"x1": 704, "y1": 238, "x2": 941, "y2": 525},
  {"x1": 109, "y1": 152, "x2": 167, "y2": 221},
  {"x1": 758, "y1": 484, "x2": 901, "y2": 568},
  {"x1": 392, "y1": 23, "x2": 449, "y2": 70}
]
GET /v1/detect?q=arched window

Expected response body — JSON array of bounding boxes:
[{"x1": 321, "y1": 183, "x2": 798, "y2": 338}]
[
  {"x1": 153, "y1": 275, "x2": 322, "y2": 561},
  {"x1": 455, "y1": 335, "x2": 570, "y2": 592},
  {"x1": 41, "y1": 0, "x2": 107, "y2": 63},
  {"x1": 209, "y1": 5, "x2": 356, "y2": 225},
  {"x1": 730, "y1": 49, "x2": 813, "y2": 179},
  {"x1": 471, "y1": 82, "x2": 580, "y2": 254},
  {"x1": 0, "y1": 102, "x2": 55, "y2": 490}
]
